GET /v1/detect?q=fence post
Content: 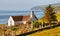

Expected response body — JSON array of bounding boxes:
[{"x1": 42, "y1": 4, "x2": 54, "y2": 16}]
[{"x1": 42, "y1": 22, "x2": 43, "y2": 28}]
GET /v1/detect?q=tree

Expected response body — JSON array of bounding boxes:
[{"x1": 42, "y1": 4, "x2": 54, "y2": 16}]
[{"x1": 45, "y1": 5, "x2": 57, "y2": 25}]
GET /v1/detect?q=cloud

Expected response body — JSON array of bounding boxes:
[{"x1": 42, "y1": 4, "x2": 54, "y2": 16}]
[{"x1": 0, "y1": 0, "x2": 60, "y2": 11}]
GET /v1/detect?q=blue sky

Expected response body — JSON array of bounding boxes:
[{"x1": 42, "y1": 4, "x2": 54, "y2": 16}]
[{"x1": 0, "y1": 0, "x2": 60, "y2": 11}]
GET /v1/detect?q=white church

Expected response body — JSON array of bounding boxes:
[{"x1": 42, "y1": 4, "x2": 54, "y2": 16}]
[{"x1": 8, "y1": 11, "x2": 38, "y2": 26}]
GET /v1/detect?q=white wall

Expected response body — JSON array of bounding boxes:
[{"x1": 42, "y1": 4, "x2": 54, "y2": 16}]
[
  {"x1": 8, "y1": 16, "x2": 14, "y2": 26},
  {"x1": 15, "y1": 21, "x2": 26, "y2": 24}
]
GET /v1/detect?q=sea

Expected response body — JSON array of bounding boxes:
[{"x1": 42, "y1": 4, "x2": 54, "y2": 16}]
[{"x1": 0, "y1": 11, "x2": 44, "y2": 24}]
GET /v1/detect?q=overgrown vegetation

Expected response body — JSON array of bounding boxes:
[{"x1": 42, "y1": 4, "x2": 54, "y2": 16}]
[
  {"x1": 33, "y1": 21, "x2": 42, "y2": 28},
  {"x1": 12, "y1": 27, "x2": 18, "y2": 31},
  {"x1": 45, "y1": 5, "x2": 57, "y2": 25}
]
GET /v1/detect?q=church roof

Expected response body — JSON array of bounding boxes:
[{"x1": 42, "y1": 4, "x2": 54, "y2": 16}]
[
  {"x1": 11, "y1": 11, "x2": 38, "y2": 22},
  {"x1": 11, "y1": 15, "x2": 30, "y2": 21}
]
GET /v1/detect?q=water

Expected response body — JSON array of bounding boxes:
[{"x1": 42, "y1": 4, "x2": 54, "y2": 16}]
[{"x1": 0, "y1": 11, "x2": 45, "y2": 24}]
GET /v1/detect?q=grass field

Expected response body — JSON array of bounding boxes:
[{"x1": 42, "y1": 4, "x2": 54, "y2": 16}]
[
  {"x1": 27, "y1": 26, "x2": 60, "y2": 36},
  {"x1": 56, "y1": 14, "x2": 60, "y2": 20}
]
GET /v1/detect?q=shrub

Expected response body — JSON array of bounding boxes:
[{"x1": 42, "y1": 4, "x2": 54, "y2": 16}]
[
  {"x1": 33, "y1": 21, "x2": 42, "y2": 28},
  {"x1": 12, "y1": 27, "x2": 18, "y2": 31}
]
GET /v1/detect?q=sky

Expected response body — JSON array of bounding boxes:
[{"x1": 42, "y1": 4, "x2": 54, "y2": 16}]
[{"x1": 0, "y1": 0, "x2": 60, "y2": 11}]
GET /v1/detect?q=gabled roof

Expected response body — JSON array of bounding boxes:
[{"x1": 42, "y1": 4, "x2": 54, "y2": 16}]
[
  {"x1": 11, "y1": 15, "x2": 30, "y2": 21},
  {"x1": 33, "y1": 14, "x2": 38, "y2": 20},
  {"x1": 10, "y1": 11, "x2": 38, "y2": 22},
  {"x1": 31, "y1": 11, "x2": 38, "y2": 20}
]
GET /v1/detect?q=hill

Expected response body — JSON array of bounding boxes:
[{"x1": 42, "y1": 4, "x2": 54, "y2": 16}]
[{"x1": 27, "y1": 26, "x2": 60, "y2": 36}]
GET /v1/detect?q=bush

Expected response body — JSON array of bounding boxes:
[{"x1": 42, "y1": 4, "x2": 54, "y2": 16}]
[
  {"x1": 12, "y1": 27, "x2": 18, "y2": 31},
  {"x1": 33, "y1": 21, "x2": 42, "y2": 28}
]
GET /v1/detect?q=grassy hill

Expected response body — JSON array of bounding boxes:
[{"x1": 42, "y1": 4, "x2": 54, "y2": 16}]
[
  {"x1": 56, "y1": 14, "x2": 60, "y2": 20},
  {"x1": 27, "y1": 26, "x2": 60, "y2": 36},
  {"x1": 27, "y1": 14, "x2": 60, "y2": 36}
]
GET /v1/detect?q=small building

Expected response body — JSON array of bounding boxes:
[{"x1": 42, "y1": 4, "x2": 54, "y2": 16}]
[{"x1": 8, "y1": 11, "x2": 38, "y2": 27}]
